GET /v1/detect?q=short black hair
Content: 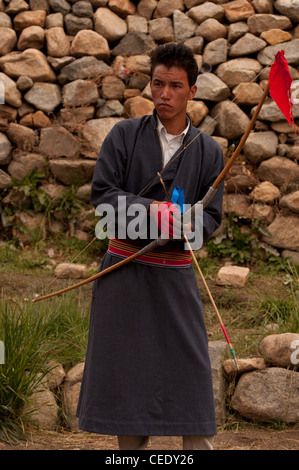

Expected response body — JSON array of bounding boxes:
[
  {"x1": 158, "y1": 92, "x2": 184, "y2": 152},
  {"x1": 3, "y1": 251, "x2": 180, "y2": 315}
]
[{"x1": 149, "y1": 43, "x2": 198, "y2": 87}]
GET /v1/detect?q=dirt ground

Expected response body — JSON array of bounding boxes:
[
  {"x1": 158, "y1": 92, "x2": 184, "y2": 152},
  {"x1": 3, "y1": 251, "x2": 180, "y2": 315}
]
[
  {"x1": 0, "y1": 428, "x2": 298, "y2": 451},
  {"x1": 1, "y1": 265, "x2": 298, "y2": 452}
]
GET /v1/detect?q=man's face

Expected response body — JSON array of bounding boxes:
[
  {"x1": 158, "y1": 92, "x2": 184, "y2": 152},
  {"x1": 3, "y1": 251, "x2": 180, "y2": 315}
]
[{"x1": 150, "y1": 65, "x2": 197, "y2": 129}]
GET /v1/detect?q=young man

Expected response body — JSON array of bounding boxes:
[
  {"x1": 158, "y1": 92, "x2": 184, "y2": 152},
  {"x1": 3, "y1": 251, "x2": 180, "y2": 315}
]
[{"x1": 76, "y1": 43, "x2": 224, "y2": 450}]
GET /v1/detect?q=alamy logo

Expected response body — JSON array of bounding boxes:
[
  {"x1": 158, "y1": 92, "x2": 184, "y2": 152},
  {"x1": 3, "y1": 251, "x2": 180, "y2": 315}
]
[
  {"x1": 291, "y1": 80, "x2": 299, "y2": 105},
  {"x1": 290, "y1": 340, "x2": 299, "y2": 365},
  {"x1": 0, "y1": 341, "x2": 4, "y2": 364},
  {"x1": 94, "y1": 196, "x2": 204, "y2": 250},
  {"x1": 0, "y1": 80, "x2": 5, "y2": 104}
]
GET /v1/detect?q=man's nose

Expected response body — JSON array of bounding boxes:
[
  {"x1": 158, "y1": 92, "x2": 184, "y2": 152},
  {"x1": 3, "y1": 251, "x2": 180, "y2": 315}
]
[{"x1": 161, "y1": 85, "x2": 171, "y2": 99}]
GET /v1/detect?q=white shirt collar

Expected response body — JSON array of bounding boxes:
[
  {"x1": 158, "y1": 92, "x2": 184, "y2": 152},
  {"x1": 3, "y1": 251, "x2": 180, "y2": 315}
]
[{"x1": 157, "y1": 116, "x2": 190, "y2": 140}]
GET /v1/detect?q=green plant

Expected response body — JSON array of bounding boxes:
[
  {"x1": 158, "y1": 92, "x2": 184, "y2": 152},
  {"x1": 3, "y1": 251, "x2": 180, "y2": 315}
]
[
  {"x1": 12, "y1": 168, "x2": 49, "y2": 212},
  {"x1": 0, "y1": 300, "x2": 52, "y2": 443}
]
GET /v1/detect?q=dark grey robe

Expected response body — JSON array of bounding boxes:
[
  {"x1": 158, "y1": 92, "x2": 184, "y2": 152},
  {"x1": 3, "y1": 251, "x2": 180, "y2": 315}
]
[{"x1": 76, "y1": 112, "x2": 224, "y2": 436}]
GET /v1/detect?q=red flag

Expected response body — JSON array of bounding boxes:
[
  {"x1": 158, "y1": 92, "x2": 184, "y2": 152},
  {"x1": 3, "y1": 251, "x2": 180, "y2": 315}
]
[{"x1": 268, "y1": 50, "x2": 297, "y2": 135}]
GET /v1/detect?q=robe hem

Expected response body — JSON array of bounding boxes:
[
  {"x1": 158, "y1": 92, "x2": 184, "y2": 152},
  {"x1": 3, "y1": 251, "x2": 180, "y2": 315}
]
[{"x1": 77, "y1": 416, "x2": 217, "y2": 437}]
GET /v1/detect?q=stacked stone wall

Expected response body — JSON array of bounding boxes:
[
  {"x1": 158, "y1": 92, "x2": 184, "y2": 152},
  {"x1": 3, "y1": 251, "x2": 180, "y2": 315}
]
[{"x1": 0, "y1": 0, "x2": 298, "y2": 260}]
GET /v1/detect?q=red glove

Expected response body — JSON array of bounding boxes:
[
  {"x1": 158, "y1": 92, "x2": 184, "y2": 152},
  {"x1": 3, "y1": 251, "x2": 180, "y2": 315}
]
[{"x1": 154, "y1": 202, "x2": 180, "y2": 238}]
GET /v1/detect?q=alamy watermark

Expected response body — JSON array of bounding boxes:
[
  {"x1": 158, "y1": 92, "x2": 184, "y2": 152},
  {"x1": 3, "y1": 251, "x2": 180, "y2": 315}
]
[
  {"x1": 0, "y1": 341, "x2": 4, "y2": 364},
  {"x1": 290, "y1": 340, "x2": 299, "y2": 365},
  {"x1": 94, "y1": 196, "x2": 204, "y2": 250},
  {"x1": 291, "y1": 80, "x2": 299, "y2": 105},
  {"x1": 0, "y1": 80, "x2": 5, "y2": 104}
]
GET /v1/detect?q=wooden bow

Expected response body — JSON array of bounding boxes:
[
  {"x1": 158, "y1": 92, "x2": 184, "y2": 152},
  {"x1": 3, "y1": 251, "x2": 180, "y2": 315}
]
[{"x1": 32, "y1": 83, "x2": 269, "y2": 304}]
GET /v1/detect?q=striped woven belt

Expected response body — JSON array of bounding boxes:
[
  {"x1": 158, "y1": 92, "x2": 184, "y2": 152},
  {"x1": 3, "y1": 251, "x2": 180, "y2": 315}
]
[{"x1": 107, "y1": 238, "x2": 192, "y2": 268}]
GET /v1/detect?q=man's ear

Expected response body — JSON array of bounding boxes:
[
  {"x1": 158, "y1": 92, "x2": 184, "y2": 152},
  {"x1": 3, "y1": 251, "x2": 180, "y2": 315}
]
[{"x1": 189, "y1": 85, "x2": 197, "y2": 100}]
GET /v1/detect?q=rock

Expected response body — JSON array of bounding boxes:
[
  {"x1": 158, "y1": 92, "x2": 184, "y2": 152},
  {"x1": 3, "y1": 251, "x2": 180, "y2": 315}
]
[
  {"x1": 97, "y1": 99, "x2": 124, "y2": 118},
  {"x1": 62, "y1": 79, "x2": 99, "y2": 107},
  {"x1": 124, "y1": 95, "x2": 155, "y2": 118},
  {"x1": 225, "y1": 165, "x2": 257, "y2": 192},
  {"x1": 62, "y1": 362, "x2": 85, "y2": 430},
  {"x1": 54, "y1": 263, "x2": 87, "y2": 279},
  {"x1": 197, "y1": 115, "x2": 217, "y2": 136},
  {"x1": 101, "y1": 75, "x2": 126, "y2": 100},
  {"x1": 252, "y1": 97, "x2": 299, "y2": 122},
  {"x1": 195, "y1": 73, "x2": 230, "y2": 102},
  {"x1": 223, "y1": 194, "x2": 250, "y2": 218},
  {"x1": 248, "y1": 203, "x2": 275, "y2": 224},
  {"x1": 24, "y1": 82, "x2": 62, "y2": 113},
  {"x1": 227, "y1": 21, "x2": 248, "y2": 42},
  {"x1": 187, "y1": 100, "x2": 209, "y2": 126},
  {"x1": 231, "y1": 367, "x2": 299, "y2": 423},
  {"x1": 64, "y1": 13, "x2": 93, "y2": 35},
  {"x1": 223, "y1": 0, "x2": 255, "y2": 22},
  {"x1": 45, "y1": 26, "x2": 70, "y2": 57},
  {"x1": 173, "y1": 10, "x2": 197, "y2": 43},
  {"x1": 49, "y1": 159, "x2": 96, "y2": 184},
  {"x1": 45, "y1": 12, "x2": 64, "y2": 28},
  {"x1": 16, "y1": 75, "x2": 32, "y2": 92},
  {"x1": 0, "y1": 169, "x2": 12, "y2": 189},
  {"x1": 137, "y1": 0, "x2": 158, "y2": 19},
  {"x1": 0, "y1": 27, "x2": 18, "y2": 55},
  {"x1": 248, "y1": 14, "x2": 292, "y2": 34},
  {"x1": 0, "y1": 132, "x2": 12, "y2": 165},
  {"x1": 0, "y1": 12, "x2": 12, "y2": 28},
  {"x1": 76, "y1": 183, "x2": 91, "y2": 202},
  {"x1": 210, "y1": 100, "x2": 250, "y2": 139},
  {"x1": 216, "y1": 265, "x2": 250, "y2": 287},
  {"x1": 72, "y1": 1, "x2": 94, "y2": 18},
  {"x1": 126, "y1": 14, "x2": 148, "y2": 34},
  {"x1": 274, "y1": 0, "x2": 299, "y2": 23},
  {"x1": 58, "y1": 56, "x2": 111, "y2": 84},
  {"x1": 5, "y1": 0, "x2": 30, "y2": 15},
  {"x1": 0, "y1": 72, "x2": 22, "y2": 108},
  {"x1": 203, "y1": 38, "x2": 227, "y2": 66},
  {"x1": 23, "y1": 385, "x2": 59, "y2": 430},
  {"x1": 223, "y1": 357, "x2": 267, "y2": 376},
  {"x1": 229, "y1": 32, "x2": 266, "y2": 57},
  {"x1": 81, "y1": 117, "x2": 124, "y2": 157},
  {"x1": 94, "y1": 7, "x2": 127, "y2": 42},
  {"x1": 279, "y1": 191, "x2": 299, "y2": 214},
  {"x1": 49, "y1": 0, "x2": 71, "y2": 15},
  {"x1": 232, "y1": 82, "x2": 264, "y2": 106},
  {"x1": 281, "y1": 249, "x2": 299, "y2": 265},
  {"x1": 112, "y1": 31, "x2": 156, "y2": 57},
  {"x1": 0, "y1": 49, "x2": 56, "y2": 82},
  {"x1": 215, "y1": 58, "x2": 262, "y2": 88},
  {"x1": 17, "y1": 25, "x2": 45, "y2": 51},
  {"x1": 39, "y1": 126, "x2": 80, "y2": 158},
  {"x1": 249, "y1": 181, "x2": 280, "y2": 203},
  {"x1": 260, "y1": 28, "x2": 292, "y2": 45},
  {"x1": 262, "y1": 213, "x2": 299, "y2": 251},
  {"x1": 45, "y1": 361, "x2": 66, "y2": 390},
  {"x1": 243, "y1": 131, "x2": 278, "y2": 164},
  {"x1": 7, "y1": 152, "x2": 46, "y2": 181},
  {"x1": 188, "y1": 2, "x2": 224, "y2": 23},
  {"x1": 259, "y1": 333, "x2": 299, "y2": 368},
  {"x1": 252, "y1": 0, "x2": 274, "y2": 13},
  {"x1": 109, "y1": 0, "x2": 136, "y2": 17},
  {"x1": 258, "y1": 156, "x2": 299, "y2": 187},
  {"x1": 13, "y1": 9, "x2": 46, "y2": 32},
  {"x1": 258, "y1": 39, "x2": 299, "y2": 66},
  {"x1": 148, "y1": 17, "x2": 174, "y2": 43},
  {"x1": 154, "y1": 0, "x2": 184, "y2": 18},
  {"x1": 208, "y1": 340, "x2": 228, "y2": 425},
  {"x1": 70, "y1": 30, "x2": 110, "y2": 60},
  {"x1": 195, "y1": 18, "x2": 227, "y2": 42},
  {"x1": 20, "y1": 110, "x2": 52, "y2": 128},
  {"x1": 6, "y1": 123, "x2": 38, "y2": 152}
]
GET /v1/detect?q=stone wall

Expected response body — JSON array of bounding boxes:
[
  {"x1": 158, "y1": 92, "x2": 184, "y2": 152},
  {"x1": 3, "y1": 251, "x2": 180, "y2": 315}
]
[{"x1": 0, "y1": 0, "x2": 298, "y2": 260}]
